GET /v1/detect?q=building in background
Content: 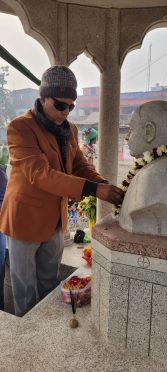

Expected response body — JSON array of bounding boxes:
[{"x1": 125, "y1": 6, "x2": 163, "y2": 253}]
[
  {"x1": 1, "y1": 85, "x2": 166, "y2": 158},
  {"x1": 0, "y1": 88, "x2": 38, "y2": 145},
  {"x1": 9, "y1": 84, "x2": 167, "y2": 125},
  {"x1": 72, "y1": 84, "x2": 167, "y2": 124},
  {"x1": 69, "y1": 84, "x2": 167, "y2": 160},
  {"x1": 10, "y1": 88, "x2": 38, "y2": 116}
]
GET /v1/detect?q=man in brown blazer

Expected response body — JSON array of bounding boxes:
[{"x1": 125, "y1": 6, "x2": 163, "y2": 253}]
[{"x1": 0, "y1": 65, "x2": 123, "y2": 316}]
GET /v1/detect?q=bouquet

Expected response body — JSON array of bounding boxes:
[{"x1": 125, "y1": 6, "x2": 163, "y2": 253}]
[{"x1": 78, "y1": 196, "x2": 96, "y2": 232}]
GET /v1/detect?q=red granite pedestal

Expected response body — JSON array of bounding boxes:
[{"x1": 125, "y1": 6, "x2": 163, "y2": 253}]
[{"x1": 91, "y1": 215, "x2": 167, "y2": 361}]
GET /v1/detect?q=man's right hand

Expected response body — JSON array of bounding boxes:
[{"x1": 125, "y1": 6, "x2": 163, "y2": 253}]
[{"x1": 96, "y1": 183, "x2": 124, "y2": 206}]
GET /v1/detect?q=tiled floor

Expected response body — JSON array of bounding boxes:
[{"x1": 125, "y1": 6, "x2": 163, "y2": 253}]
[
  {"x1": 4, "y1": 229, "x2": 92, "y2": 314},
  {"x1": 1, "y1": 229, "x2": 167, "y2": 371}
]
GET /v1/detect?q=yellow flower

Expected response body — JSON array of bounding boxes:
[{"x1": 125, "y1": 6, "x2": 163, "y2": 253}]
[
  {"x1": 136, "y1": 158, "x2": 145, "y2": 166},
  {"x1": 129, "y1": 165, "x2": 137, "y2": 175},
  {"x1": 143, "y1": 151, "x2": 153, "y2": 163},
  {"x1": 78, "y1": 196, "x2": 96, "y2": 220},
  {"x1": 121, "y1": 185, "x2": 128, "y2": 192},
  {"x1": 157, "y1": 145, "x2": 167, "y2": 156}
]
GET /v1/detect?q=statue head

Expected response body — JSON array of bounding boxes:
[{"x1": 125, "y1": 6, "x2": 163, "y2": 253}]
[{"x1": 126, "y1": 100, "x2": 167, "y2": 158}]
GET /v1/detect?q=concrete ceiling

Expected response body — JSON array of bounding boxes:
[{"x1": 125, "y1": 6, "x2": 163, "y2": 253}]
[
  {"x1": 56, "y1": 0, "x2": 167, "y2": 8},
  {"x1": 0, "y1": 1, "x2": 14, "y2": 14},
  {"x1": 0, "y1": 0, "x2": 167, "y2": 14}
]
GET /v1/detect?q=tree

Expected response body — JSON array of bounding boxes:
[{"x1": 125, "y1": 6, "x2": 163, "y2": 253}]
[
  {"x1": 0, "y1": 144, "x2": 9, "y2": 167},
  {"x1": 0, "y1": 65, "x2": 15, "y2": 128}
]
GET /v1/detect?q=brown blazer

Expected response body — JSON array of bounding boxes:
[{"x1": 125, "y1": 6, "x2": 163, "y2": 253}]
[{"x1": 0, "y1": 109, "x2": 105, "y2": 242}]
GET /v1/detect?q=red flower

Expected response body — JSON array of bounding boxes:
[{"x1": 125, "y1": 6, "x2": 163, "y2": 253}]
[{"x1": 82, "y1": 256, "x2": 92, "y2": 266}]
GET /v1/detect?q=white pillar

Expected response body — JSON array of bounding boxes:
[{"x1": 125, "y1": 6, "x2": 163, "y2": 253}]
[{"x1": 97, "y1": 9, "x2": 121, "y2": 220}]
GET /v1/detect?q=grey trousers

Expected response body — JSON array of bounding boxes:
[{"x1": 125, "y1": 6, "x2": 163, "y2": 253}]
[{"x1": 7, "y1": 226, "x2": 64, "y2": 316}]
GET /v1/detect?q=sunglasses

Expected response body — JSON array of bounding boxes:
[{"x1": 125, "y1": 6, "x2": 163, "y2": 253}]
[{"x1": 52, "y1": 98, "x2": 75, "y2": 112}]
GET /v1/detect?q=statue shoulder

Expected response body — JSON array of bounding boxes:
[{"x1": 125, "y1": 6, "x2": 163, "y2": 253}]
[
  {"x1": 132, "y1": 156, "x2": 167, "y2": 186},
  {"x1": 120, "y1": 156, "x2": 167, "y2": 227}
]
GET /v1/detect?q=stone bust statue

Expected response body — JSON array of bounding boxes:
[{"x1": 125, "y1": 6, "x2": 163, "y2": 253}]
[{"x1": 119, "y1": 100, "x2": 167, "y2": 236}]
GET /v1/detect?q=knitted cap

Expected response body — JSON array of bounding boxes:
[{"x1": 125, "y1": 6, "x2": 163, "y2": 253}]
[
  {"x1": 39, "y1": 65, "x2": 77, "y2": 100},
  {"x1": 82, "y1": 128, "x2": 97, "y2": 144}
]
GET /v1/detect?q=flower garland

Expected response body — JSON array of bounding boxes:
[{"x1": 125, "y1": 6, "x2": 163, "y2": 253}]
[{"x1": 112, "y1": 145, "x2": 167, "y2": 217}]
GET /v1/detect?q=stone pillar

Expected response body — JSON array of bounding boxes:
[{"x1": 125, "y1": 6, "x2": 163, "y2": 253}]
[{"x1": 97, "y1": 9, "x2": 121, "y2": 220}]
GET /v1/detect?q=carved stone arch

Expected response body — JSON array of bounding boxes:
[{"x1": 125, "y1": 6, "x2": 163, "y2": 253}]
[
  {"x1": 84, "y1": 47, "x2": 102, "y2": 72},
  {"x1": 120, "y1": 7, "x2": 167, "y2": 66},
  {"x1": 121, "y1": 20, "x2": 167, "y2": 66},
  {"x1": 1, "y1": 0, "x2": 57, "y2": 64},
  {"x1": 67, "y1": 4, "x2": 107, "y2": 72},
  {"x1": 68, "y1": 46, "x2": 102, "y2": 72}
]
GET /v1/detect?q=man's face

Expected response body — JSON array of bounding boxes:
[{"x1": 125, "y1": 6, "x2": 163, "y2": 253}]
[
  {"x1": 41, "y1": 97, "x2": 75, "y2": 125},
  {"x1": 126, "y1": 109, "x2": 147, "y2": 158}
]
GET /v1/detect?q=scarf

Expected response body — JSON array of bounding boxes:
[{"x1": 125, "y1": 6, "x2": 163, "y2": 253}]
[{"x1": 34, "y1": 98, "x2": 70, "y2": 169}]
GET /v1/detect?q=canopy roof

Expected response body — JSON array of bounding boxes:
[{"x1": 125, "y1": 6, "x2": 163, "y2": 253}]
[
  {"x1": 57, "y1": 0, "x2": 167, "y2": 8},
  {"x1": 0, "y1": 0, "x2": 167, "y2": 14}
]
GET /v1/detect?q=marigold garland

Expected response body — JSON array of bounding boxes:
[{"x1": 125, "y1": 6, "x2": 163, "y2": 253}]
[{"x1": 112, "y1": 145, "x2": 167, "y2": 217}]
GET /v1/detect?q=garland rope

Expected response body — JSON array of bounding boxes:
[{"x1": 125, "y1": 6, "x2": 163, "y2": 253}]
[{"x1": 112, "y1": 145, "x2": 167, "y2": 217}]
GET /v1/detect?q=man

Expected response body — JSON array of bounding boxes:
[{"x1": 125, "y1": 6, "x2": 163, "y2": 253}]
[
  {"x1": 0, "y1": 164, "x2": 7, "y2": 310},
  {"x1": 0, "y1": 65, "x2": 123, "y2": 316},
  {"x1": 80, "y1": 127, "x2": 98, "y2": 165},
  {"x1": 119, "y1": 100, "x2": 167, "y2": 236}
]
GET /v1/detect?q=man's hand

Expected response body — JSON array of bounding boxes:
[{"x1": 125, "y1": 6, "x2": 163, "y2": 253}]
[{"x1": 96, "y1": 183, "x2": 124, "y2": 206}]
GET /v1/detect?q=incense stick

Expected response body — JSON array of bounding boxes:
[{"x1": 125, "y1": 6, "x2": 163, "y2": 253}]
[{"x1": 69, "y1": 289, "x2": 79, "y2": 328}]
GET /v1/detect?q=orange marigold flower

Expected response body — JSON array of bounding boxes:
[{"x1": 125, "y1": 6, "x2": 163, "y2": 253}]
[{"x1": 83, "y1": 247, "x2": 92, "y2": 257}]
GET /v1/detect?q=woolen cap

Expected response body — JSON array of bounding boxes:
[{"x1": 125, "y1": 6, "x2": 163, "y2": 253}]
[
  {"x1": 82, "y1": 127, "x2": 97, "y2": 144},
  {"x1": 39, "y1": 65, "x2": 77, "y2": 100}
]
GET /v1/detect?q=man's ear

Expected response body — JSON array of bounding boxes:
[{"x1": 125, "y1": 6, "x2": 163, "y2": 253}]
[
  {"x1": 145, "y1": 121, "x2": 156, "y2": 143},
  {"x1": 40, "y1": 97, "x2": 45, "y2": 105}
]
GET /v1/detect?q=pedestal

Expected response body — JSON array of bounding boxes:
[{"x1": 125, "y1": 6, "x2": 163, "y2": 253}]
[{"x1": 91, "y1": 215, "x2": 167, "y2": 361}]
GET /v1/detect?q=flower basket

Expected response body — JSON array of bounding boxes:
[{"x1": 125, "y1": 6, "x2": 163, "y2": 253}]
[{"x1": 61, "y1": 275, "x2": 91, "y2": 307}]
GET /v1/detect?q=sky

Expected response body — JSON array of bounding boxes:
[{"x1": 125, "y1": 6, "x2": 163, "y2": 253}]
[{"x1": 1, "y1": 13, "x2": 167, "y2": 94}]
